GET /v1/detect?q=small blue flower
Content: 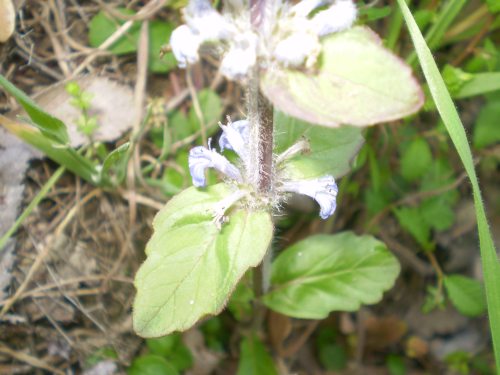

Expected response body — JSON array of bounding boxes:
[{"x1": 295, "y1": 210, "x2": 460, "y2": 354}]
[
  {"x1": 170, "y1": 0, "x2": 234, "y2": 68},
  {"x1": 189, "y1": 120, "x2": 339, "y2": 220},
  {"x1": 280, "y1": 176, "x2": 338, "y2": 219},
  {"x1": 218, "y1": 120, "x2": 250, "y2": 160},
  {"x1": 188, "y1": 145, "x2": 242, "y2": 187},
  {"x1": 169, "y1": 0, "x2": 357, "y2": 79},
  {"x1": 170, "y1": 25, "x2": 201, "y2": 68}
]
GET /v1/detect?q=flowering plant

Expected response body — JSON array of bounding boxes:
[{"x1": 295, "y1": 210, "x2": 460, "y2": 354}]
[{"x1": 133, "y1": 0, "x2": 423, "y2": 349}]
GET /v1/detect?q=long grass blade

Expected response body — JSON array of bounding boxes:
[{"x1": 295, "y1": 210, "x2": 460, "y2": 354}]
[{"x1": 396, "y1": 0, "x2": 500, "y2": 369}]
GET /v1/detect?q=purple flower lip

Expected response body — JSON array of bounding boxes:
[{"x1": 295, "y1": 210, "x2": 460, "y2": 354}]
[{"x1": 188, "y1": 145, "x2": 242, "y2": 187}]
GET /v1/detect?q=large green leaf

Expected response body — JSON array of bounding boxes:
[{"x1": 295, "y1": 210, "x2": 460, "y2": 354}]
[
  {"x1": 133, "y1": 184, "x2": 273, "y2": 337},
  {"x1": 274, "y1": 112, "x2": 364, "y2": 180},
  {"x1": 262, "y1": 232, "x2": 400, "y2": 319},
  {"x1": 0, "y1": 74, "x2": 68, "y2": 144},
  {"x1": 261, "y1": 26, "x2": 423, "y2": 128},
  {"x1": 444, "y1": 274, "x2": 487, "y2": 317},
  {"x1": 237, "y1": 335, "x2": 278, "y2": 375}
]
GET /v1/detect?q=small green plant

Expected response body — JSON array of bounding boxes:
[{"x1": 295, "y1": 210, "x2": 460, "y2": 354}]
[{"x1": 65, "y1": 81, "x2": 99, "y2": 138}]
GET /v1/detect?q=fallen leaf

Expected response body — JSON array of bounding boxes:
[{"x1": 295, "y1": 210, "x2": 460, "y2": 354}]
[
  {"x1": 11, "y1": 76, "x2": 137, "y2": 147},
  {"x1": 0, "y1": 0, "x2": 15, "y2": 43},
  {"x1": 364, "y1": 315, "x2": 407, "y2": 351}
]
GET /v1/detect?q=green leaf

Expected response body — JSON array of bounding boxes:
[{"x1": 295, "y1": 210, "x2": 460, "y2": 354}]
[
  {"x1": 88, "y1": 10, "x2": 176, "y2": 73},
  {"x1": 262, "y1": 232, "x2": 400, "y2": 319},
  {"x1": 274, "y1": 111, "x2": 364, "y2": 180},
  {"x1": 146, "y1": 334, "x2": 193, "y2": 371},
  {"x1": 399, "y1": 138, "x2": 433, "y2": 181},
  {"x1": 386, "y1": 354, "x2": 407, "y2": 375},
  {"x1": 486, "y1": 0, "x2": 500, "y2": 13},
  {"x1": 360, "y1": 6, "x2": 392, "y2": 21},
  {"x1": 473, "y1": 100, "x2": 500, "y2": 149},
  {"x1": 237, "y1": 335, "x2": 278, "y2": 375},
  {"x1": 128, "y1": 355, "x2": 179, "y2": 375},
  {"x1": 397, "y1": 0, "x2": 500, "y2": 365},
  {"x1": 149, "y1": 21, "x2": 177, "y2": 73},
  {"x1": 227, "y1": 279, "x2": 254, "y2": 321},
  {"x1": 318, "y1": 344, "x2": 347, "y2": 371},
  {"x1": 133, "y1": 184, "x2": 273, "y2": 337},
  {"x1": 88, "y1": 9, "x2": 139, "y2": 54},
  {"x1": 0, "y1": 74, "x2": 69, "y2": 144},
  {"x1": 100, "y1": 142, "x2": 130, "y2": 185},
  {"x1": 444, "y1": 274, "x2": 487, "y2": 317},
  {"x1": 454, "y1": 72, "x2": 500, "y2": 99},
  {"x1": 442, "y1": 65, "x2": 474, "y2": 96},
  {"x1": 261, "y1": 26, "x2": 423, "y2": 128},
  {"x1": 420, "y1": 197, "x2": 455, "y2": 231},
  {"x1": 393, "y1": 207, "x2": 432, "y2": 250}
]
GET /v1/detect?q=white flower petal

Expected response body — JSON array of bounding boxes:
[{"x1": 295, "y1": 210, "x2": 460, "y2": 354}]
[
  {"x1": 280, "y1": 175, "x2": 338, "y2": 219},
  {"x1": 219, "y1": 33, "x2": 257, "y2": 80},
  {"x1": 310, "y1": 0, "x2": 357, "y2": 37},
  {"x1": 274, "y1": 32, "x2": 321, "y2": 67},
  {"x1": 218, "y1": 120, "x2": 250, "y2": 160},
  {"x1": 170, "y1": 25, "x2": 201, "y2": 68},
  {"x1": 185, "y1": 0, "x2": 234, "y2": 41}
]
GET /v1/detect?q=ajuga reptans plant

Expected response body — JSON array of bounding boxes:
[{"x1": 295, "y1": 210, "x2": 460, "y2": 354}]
[{"x1": 133, "y1": 0, "x2": 423, "y2": 339}]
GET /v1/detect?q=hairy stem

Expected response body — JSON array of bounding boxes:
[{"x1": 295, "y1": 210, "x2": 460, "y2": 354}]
[{"x1": 249, "y1": 0, "x2": 274, "y2": 332}]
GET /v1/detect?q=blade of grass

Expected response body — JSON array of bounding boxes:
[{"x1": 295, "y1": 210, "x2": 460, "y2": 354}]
[
  {"x1": 0, "y1": 115, "x2": 99, "y2": 185},
  {"x1": 0, "y1": 166, "x2": 65, "y2": 252},
  {"x1": 385, "y1": 0, "x2": 406, "y2": 50},
  {"x1": 407, "y1": 0, "x2": 467, "y2": 65},
  {"x1": 0, "y1": 74, "x2": 69, "y2": 144},
  {"x1": 454, "y1": 72, "x2": 500, "y2": 99},
  {"x1": 397, "y1": 0, "x2": 500, "y2": 368}
]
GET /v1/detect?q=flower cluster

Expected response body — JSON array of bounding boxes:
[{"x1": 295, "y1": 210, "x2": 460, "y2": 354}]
[
  {"x1": 170, "y1": 0, "x2": 357, "y2": 80},
  {"x1": 188, "y1": 119, "x2": 338, "y2": 221}
]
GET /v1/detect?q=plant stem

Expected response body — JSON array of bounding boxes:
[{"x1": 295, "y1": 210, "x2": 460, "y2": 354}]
[
  {"x1": 249, "y1": 0, "x2": 274, "y2": 332},
  {"x1": 248, "y1": 69, "x2": 274, "y2": 330}
]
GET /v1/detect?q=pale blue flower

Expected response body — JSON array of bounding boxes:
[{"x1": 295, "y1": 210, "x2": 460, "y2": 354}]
[
  {"x1": 170, "y1": 25, "x2": 201, "y2": 68},
  {"x1": 170, "y1": 0, "x2": 357, "y2": 79},
  {"x1": 170, "y1": 0, "x2": 234, "y2": 68},
  {"x1": 184, "y1": 0, "x2": 234, "y2": 40},
  {"x1": 189, "y1": 145, "x2": 242, "y2": 187},
  {"x1": 280, "y1": 176, "x2": 338, "y2": 219},
  {"x1": 218, "y1": 120, "x2": 250, "y2": 159},
  {"x1": 189, "y1": 120, "x2": 339, "y2": 220}
]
